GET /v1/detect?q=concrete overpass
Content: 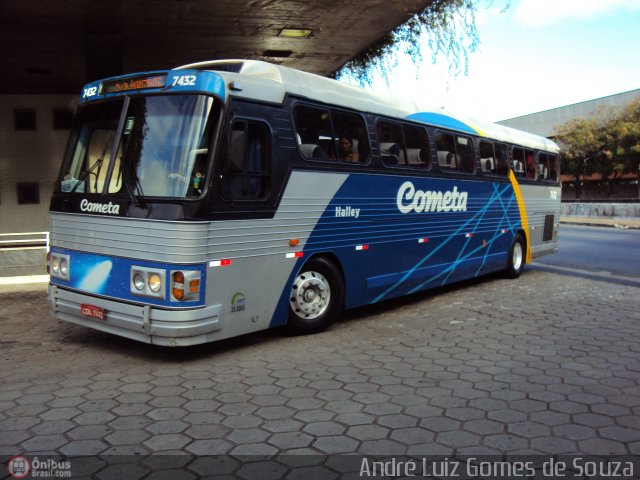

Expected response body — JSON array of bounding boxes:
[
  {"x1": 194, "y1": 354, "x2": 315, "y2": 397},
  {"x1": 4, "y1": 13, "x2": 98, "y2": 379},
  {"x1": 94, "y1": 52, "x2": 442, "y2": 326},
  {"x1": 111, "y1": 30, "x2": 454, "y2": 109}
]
[{"x1": 1, "y1": 0, "x2": 432, "y2": 94}]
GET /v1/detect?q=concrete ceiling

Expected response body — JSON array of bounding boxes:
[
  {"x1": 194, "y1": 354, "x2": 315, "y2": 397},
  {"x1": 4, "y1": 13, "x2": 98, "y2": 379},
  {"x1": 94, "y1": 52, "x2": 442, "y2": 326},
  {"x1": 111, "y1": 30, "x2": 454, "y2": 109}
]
[{"x1": 0, "y1": 0, "x2": 432, "y2": 94}]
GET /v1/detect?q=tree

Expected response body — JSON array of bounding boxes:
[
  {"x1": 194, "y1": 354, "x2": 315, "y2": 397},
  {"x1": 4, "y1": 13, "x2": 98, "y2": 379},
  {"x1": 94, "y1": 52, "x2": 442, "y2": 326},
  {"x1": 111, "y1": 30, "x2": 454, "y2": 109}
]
[
  {"x1": 554, "y1": 98, "x2": 640, "y2": 199},
  {"x1": 606, "y1": 98, "x2": 640, "y2": 183},
  {"x1": 332, "y1": 1, "x2": 509, "y2": 85},
  {"x1": 553, "y1": 116, "x2": 600, "y2": 199}
]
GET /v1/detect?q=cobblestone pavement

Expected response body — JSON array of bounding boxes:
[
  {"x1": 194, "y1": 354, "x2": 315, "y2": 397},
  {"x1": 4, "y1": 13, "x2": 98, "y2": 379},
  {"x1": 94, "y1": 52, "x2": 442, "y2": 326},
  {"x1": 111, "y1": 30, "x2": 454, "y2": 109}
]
[{"x1": 1, "y1": 267, "x2": 640, "y2": 474}]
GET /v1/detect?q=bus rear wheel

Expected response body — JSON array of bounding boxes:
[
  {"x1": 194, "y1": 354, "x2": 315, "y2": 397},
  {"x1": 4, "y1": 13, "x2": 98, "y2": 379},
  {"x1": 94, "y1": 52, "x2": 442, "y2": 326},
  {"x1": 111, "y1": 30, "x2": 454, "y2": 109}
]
[
  {"x1": 288, "y1": 257, "x2": 343, "y2": 334},
  {"x1": 505, "y1": 233, "x2": 525, "y2": 278}
]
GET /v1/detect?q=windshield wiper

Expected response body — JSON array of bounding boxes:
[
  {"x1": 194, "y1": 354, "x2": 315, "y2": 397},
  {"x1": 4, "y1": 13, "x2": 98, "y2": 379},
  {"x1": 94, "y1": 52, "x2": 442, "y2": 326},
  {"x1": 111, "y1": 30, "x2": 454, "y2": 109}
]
[
  {"x1": 70, "y1": 131, "x2": 114, "y2": 193},
  {"x1": 120, "y1": 158, "x2": 147, "y2": 209}
]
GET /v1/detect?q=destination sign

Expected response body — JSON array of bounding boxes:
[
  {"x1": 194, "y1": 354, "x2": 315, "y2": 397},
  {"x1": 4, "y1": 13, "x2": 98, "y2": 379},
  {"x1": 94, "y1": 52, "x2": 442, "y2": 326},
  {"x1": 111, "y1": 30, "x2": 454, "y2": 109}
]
[{"x1": 102, "y1": 75, "x2": 166, "y2": 94}]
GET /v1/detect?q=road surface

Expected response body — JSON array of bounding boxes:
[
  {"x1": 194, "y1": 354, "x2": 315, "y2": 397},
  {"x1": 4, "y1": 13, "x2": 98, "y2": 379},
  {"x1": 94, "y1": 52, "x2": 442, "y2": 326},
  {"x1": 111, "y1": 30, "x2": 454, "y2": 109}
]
[{"x1": 533, "y1": 224, "x2": 640, "y2": 285}]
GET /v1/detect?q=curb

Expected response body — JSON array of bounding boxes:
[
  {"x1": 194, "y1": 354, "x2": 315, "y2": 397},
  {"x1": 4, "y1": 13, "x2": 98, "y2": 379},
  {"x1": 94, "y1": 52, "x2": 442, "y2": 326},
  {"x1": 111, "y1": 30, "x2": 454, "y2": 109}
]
[{"x1": 560, "y1": 219, "x2": 640, "y2": 230}]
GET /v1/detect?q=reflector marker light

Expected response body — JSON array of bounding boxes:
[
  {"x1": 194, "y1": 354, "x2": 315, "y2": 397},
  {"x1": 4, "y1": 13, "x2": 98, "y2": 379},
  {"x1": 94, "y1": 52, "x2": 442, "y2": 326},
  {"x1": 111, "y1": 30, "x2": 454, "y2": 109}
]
[
  {"x1": 209, "y1": 259, "x2": 232, "y2": 267},
  {"x1": 285, "y1": 252, "x2": 304, "y2": 259},
  {"x1": 418, "y1": 238, "x2": 429, "y2": 244},
  {"x1": 355, "y1": 245, "x2": 369, "y2": 251},
  {"x1": 531, "y1": 226, "x2": 537, "y2": 230},
  {"x1": 501, "y1": 229, "x2": 508, "y2": 234},
  {"x1": 465, "y1": 233, "x2": 474, "y2": 238}
]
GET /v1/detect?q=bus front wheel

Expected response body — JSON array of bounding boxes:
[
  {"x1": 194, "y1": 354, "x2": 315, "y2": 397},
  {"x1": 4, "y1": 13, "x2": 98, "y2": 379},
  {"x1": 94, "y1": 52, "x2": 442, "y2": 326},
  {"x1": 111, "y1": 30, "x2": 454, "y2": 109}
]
[
  {"x1": 505, "y1": 233, "x2": 525, "y2": 279},
  {"x1": 288, "y1": 257, "x2": 344, "y2": 334}
]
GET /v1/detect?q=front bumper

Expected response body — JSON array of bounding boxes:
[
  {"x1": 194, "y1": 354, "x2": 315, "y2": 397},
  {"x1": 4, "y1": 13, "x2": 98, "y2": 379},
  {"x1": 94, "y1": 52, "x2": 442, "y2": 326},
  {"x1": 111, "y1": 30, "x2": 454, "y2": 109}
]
[{"x1": 47, "y1": 285, "x2": 222, "y2": 346}]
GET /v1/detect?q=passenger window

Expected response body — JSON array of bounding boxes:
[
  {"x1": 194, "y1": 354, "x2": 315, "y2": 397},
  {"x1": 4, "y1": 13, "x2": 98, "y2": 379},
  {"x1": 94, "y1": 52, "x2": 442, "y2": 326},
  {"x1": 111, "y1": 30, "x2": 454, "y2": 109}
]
[
  {"x1": 456, "y1": 136, "x2": 475, "y2": 173},
  {"x1": 547, "y1": 154, "x2": 559, "y2": 182},
  {"x1": 435, "y1": 132, "x2": 457, "y2": 171},
  {"x1": 512, "y1": 147, "x2": 525, "y2": 178},
  {"x1": 293, "y1": 105, "x2": 369, "y2": 164},
  {"x1": 436, "y1": 132, "x2": 474, "y2": 173},
  {"x1": 479, "y1": 141, "x2": 496, "y2": 174},
  {"x1": 524, "y1": 149, "x2": 536, "y2": 179},
  {"x1": 331, "y1": 110, "x2": 369, "y2": 163},
  {"x1": 294, "y1": 106, "x2": 334, "y2": 160},
  {"x1": 221, "y1": 120, "x2": 270, "y2": 201},
  {"x1": 479, "y1": 141, "x2": 509, "y2": 177},
  {"x1": 495, "y1": 144, "x2": 509, "y2": 176},
  {"x1": 377, "y1": 121, "x2": 404, "y2": 165},
  {"x1": 538, "y1": 153, "x2": 559, "y2": 182},
  {"x1": 404, "y1": 124, "x2": 431, "y2": 170}
]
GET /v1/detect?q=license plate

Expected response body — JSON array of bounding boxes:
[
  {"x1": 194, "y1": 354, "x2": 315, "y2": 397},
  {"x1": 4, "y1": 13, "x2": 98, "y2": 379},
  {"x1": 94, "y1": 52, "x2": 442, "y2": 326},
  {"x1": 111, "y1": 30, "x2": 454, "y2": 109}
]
[{"x1": 80, "y1": 304, "x2": 105, "y2": 321}]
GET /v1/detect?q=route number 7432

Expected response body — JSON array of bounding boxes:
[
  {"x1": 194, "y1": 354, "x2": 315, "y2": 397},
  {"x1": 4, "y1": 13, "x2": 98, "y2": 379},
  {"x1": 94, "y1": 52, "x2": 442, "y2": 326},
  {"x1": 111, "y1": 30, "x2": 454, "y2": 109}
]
[{"x1": 172, "y1": 75, "x2": 196, "y2": 87}]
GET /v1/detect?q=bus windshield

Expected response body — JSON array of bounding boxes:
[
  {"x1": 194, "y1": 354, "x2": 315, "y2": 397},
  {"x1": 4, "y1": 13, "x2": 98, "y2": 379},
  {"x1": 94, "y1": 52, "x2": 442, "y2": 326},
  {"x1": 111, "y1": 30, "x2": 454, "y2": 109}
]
[{"x1": 60, "y1": 94, "x2": 219, "y2": 198}]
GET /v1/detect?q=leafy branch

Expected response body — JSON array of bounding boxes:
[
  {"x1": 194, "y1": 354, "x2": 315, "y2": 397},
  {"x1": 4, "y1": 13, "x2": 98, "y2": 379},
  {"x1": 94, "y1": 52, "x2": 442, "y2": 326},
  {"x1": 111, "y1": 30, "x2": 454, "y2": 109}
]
[{"x1": 332, "y1": 0, "x2": 498, "y2": 84}]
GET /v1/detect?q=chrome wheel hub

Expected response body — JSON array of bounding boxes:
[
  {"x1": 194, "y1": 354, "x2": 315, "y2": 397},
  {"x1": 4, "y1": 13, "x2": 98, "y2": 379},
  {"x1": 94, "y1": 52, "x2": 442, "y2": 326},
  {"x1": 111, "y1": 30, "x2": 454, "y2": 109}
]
[
  {"x1": 513, "y1": 242, "x2": 523, "y2": 271},
  {"x1": 290, "y1": 271, "x2": 330, "y2": 320}
]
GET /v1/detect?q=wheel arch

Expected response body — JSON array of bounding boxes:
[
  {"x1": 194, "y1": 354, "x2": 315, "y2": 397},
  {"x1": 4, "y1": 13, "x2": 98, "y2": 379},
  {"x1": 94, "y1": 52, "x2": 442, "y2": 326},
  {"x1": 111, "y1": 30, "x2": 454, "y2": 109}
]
[
  {"x1": 301, "y1": 251, "x2": 346, "y2": 305},
  {"x1": 304, "y1": 251, "x2": 345, "y2": 280}
]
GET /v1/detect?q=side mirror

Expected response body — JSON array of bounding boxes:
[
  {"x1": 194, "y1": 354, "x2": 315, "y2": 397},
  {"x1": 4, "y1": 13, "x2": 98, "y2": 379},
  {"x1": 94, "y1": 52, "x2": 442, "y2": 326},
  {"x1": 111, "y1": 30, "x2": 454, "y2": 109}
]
[{"x1": 228, "y1": 129, "x2": 247, "y2": 172}]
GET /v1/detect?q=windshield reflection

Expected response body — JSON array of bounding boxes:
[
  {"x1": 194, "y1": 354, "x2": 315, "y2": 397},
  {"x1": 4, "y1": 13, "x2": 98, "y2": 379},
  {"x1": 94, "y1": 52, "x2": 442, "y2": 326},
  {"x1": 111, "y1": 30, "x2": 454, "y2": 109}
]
[{"x1": 60, "y1": 94, "x2": 217, "y2": 199}]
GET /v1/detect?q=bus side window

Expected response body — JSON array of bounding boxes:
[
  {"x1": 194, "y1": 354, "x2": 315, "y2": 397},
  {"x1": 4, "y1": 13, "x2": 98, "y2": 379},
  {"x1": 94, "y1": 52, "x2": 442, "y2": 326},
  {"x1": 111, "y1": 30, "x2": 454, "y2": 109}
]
[
  {"x1": 221, "y1": 120, "x2": 271, "y2": 201},
  {"x1": 294, "y1": 105, "x2": 334, "y2": 160},
  {"x1": 512, "y1": 147, "x2": 525, "y2": 177},
  {"x1": 525, "y1": 149, "x2": 536, "y2": 179},
  {"x1": 435, "y1": 132, "x2": 457, "y2": 171},
  {"x1": 403, "y1": 124, "x2": 431, "y2": 170},
  {"x1": 456, "y1": 136, "x2": 475, "y2": 173},
  {"x1": 479, "y1": 141, "x2": 496, "y2": 174},
  {"x1": 495, "y1": 143, "x2": 509, "y2": 176},
  {"x1": 548, "y1": 154, "x2": 559, "y2": 182},
  {"x1": 539, "y1": 152, "x2": 559, "y2": 182},
  {"x1": 376, "y1": 121, "x2": 404, "y2": 165},
  {"x1": 331, "y1": 110, "x2": 369, "y2": 163},
  {"x1": 538, "y1": 153, "x2": 549, "y2": 181}
]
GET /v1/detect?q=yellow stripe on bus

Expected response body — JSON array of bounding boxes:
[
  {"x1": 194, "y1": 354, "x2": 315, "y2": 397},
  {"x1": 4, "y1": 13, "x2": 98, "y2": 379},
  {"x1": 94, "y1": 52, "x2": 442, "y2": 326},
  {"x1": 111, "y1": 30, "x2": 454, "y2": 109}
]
[
  {"x1": 467, "y1": 123, "x2": 486, "y2": 137},
  {"x1": 508, "y1": 169, "x2": 532, "y2": 263}
]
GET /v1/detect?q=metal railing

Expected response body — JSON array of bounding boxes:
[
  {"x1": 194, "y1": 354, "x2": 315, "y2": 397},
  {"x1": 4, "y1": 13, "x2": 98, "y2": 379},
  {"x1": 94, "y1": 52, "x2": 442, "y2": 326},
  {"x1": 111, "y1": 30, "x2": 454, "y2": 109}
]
[{"x1": 0, "y1": 232, "x2": 50, "y2": 251}]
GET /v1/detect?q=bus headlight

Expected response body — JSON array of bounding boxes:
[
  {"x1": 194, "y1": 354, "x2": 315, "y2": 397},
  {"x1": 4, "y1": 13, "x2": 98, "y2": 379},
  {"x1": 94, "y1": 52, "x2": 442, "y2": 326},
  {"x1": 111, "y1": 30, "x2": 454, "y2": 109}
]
[
  {"x1": 49, "y1": 253, "x2": 70, "y2": 281},
  {"x1": 133, "y1": 272, "x2": 146, "y2": 291},
  {"x1": 130, "y1": 267, "x2": 165, "y2": 299},
  {"x1": 52, "y1": 256, "x2": 60, "y2": 273},
  {"x1": 148, "y1": 273, "x2": 162, "y2": 293},
  {"x1": 60, "y1": 258, "x2": 69, "y2": 276}
]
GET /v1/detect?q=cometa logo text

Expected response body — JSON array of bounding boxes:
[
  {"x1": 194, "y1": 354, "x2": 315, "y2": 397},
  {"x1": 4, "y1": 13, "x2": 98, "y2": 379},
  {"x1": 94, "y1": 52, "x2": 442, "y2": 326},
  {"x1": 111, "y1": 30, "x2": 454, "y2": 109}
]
[
  {"x1": 80, "y1": 199, "x2": 121, "y2": 215},
  {"x1": 396, "y1": 181, "x2": 468, "y2": 214}
]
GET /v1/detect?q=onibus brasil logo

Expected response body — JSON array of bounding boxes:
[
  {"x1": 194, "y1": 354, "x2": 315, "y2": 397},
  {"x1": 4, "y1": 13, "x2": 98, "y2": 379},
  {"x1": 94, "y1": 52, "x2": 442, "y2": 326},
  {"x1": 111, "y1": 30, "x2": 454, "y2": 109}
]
[{"x1": 7, "y1": 456, "x2": 71, "y2": 478}]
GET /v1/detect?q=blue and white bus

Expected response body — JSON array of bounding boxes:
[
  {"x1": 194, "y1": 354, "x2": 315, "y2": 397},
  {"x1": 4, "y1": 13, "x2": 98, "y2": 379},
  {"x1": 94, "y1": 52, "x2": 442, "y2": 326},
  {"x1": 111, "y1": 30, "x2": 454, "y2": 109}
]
[{"x1": 47, "y1": 60, "x2": 560, "y2": 346}]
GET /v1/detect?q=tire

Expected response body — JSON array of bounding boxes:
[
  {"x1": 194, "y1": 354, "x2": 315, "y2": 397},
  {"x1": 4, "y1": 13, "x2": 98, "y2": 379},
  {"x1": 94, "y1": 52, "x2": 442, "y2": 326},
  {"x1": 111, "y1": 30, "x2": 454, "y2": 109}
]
[
  {"x1": 505, "y1": 233, "x2": 525, "y2": 279},
  {"x1": 288, "y1": 257, "x2": 344, "y2": 334}
]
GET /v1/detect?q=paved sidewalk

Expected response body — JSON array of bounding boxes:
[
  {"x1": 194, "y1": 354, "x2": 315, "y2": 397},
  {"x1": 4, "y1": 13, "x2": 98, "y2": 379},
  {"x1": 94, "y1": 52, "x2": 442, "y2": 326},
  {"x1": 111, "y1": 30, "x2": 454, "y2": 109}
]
[{"x1": 1, "y1": 266, "x2": 639, "y2": 477}]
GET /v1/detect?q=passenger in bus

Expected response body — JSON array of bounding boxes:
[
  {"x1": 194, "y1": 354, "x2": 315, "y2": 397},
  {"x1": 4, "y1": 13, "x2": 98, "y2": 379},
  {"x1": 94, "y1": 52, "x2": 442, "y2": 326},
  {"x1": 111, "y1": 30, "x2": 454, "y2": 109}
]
[
  {"x1": 338, "y1": 136, "x2": 360, "y2": 163},
  {"x1": 525, "y1": 153, "x2": 536, "y2": 179}
]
